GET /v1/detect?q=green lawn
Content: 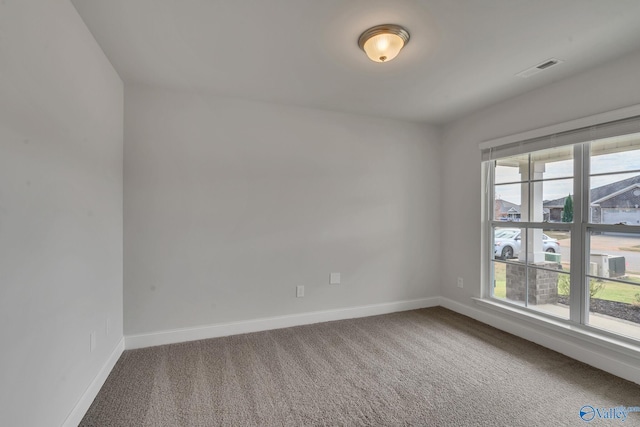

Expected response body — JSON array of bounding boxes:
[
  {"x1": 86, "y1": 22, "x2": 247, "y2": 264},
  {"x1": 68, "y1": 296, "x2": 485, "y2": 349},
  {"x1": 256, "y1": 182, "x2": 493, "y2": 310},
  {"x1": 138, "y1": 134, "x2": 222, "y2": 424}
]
[
  {"x1": 591, "y1": 279, "x2": 640, "y2": 304},
  {"x1": 491, "y1": 262, "x2": 640, "y2": 304},
  {"x1": 492, "y1": 262, "x2": 507, "y2": 298},
  {"x1": 620, "y1": 244, "x2": 640, "y2": 253}
]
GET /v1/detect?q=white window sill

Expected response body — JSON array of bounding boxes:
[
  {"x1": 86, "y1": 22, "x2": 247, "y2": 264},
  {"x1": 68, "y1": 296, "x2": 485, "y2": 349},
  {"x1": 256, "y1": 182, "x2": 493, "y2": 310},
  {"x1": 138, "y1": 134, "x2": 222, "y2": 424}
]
[{"x1": 473, "y1": 297, "x2": 640, "y2": 362}]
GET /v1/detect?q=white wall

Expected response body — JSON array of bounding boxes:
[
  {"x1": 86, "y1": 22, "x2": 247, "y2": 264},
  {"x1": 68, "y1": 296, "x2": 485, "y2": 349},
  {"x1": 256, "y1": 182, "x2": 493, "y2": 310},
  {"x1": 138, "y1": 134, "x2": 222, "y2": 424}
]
[
  {"x1": 0, "y1": 1, "x2": 123, "y2": 426},
  {"x1": 124, "y1": 84, "x2": 440, "y2": 335}
]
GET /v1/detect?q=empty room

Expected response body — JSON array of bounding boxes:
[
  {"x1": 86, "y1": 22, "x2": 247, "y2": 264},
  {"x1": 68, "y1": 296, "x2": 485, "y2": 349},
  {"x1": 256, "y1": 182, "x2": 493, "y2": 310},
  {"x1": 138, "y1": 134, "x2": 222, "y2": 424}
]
[{"x1": 3, "y1": 1, "x2": 640, "y2": 426}]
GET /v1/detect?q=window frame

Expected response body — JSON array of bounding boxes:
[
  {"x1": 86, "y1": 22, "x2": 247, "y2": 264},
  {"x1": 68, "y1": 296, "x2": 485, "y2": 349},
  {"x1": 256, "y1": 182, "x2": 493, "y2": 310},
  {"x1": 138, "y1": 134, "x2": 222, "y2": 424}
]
[{"x1": 481, "y1": 105, "x2": 640, "y2": 347}]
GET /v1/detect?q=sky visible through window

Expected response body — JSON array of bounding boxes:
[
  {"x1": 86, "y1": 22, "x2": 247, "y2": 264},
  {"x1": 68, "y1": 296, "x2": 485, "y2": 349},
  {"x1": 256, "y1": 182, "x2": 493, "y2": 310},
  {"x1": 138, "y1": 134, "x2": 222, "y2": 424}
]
[{"x1": 495, "y1": 148, "x2": 640, "y2": 205}]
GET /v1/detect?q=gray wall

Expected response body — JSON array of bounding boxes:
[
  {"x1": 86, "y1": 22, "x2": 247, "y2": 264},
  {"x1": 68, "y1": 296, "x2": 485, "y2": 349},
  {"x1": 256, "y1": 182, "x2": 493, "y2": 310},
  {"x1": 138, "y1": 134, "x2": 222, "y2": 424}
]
[
  {"x1": 440, "y1": 48, "x2": 640, "y2": 305},
  {"x1": 124, "y1": 84, "x2": 440, "y2": 335},
  {"x1": 0, "y1": 1, "x2": 123, "y2": 426}
]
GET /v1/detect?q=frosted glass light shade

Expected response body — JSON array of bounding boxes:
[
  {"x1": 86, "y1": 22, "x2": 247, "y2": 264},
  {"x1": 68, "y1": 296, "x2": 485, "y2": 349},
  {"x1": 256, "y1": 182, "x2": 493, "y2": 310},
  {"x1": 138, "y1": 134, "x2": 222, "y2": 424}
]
[
  {"x1": 363, "y1": 33, "x2": 404, "y2": 62},
  {"x1": 358, "y1": 24, "x2": 410, "y2": 63}
]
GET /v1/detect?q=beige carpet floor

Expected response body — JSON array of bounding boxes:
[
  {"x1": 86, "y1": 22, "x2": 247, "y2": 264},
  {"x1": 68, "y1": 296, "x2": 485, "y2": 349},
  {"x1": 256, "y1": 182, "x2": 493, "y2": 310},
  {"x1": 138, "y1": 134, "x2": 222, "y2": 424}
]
[{"x1": 80, "y1": 307, "x2": 640, "y2": 426}]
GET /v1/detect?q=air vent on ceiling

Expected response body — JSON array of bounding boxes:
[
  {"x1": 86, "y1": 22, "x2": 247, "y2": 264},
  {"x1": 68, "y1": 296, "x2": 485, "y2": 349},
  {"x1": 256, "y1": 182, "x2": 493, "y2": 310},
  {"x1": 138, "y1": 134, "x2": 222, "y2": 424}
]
[{"x1": 515, "y1": 58, "x2": 564, "y2": 78}]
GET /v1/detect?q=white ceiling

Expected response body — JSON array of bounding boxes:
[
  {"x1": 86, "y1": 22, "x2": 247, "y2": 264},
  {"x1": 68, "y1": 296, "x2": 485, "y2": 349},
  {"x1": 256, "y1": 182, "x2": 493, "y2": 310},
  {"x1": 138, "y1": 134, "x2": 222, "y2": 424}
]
[{"x1": 71, "y1": 0, "x2": 640, "y2": 124}]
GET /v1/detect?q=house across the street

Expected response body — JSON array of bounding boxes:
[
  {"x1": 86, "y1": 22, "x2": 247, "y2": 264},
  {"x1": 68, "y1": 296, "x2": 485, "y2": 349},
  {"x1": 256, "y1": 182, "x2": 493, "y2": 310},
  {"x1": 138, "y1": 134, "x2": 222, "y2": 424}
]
[{"x1": 496, "y1": 174, "x2": 640, "y2": 224}]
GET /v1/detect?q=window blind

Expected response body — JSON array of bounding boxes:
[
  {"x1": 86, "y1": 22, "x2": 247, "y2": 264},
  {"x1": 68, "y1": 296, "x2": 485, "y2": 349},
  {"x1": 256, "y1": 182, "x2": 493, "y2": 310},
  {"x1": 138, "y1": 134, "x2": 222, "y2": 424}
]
[{"x1": 481, "y1": 114, "x2": 640, "y2": 162}]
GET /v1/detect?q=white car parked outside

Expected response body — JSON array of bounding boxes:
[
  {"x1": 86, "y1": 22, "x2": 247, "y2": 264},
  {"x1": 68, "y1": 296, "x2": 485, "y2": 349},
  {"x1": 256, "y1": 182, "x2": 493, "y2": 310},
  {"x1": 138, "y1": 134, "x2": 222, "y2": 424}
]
[{"x1": 494, "y1": 228, "x2": 560, "y2": 259}]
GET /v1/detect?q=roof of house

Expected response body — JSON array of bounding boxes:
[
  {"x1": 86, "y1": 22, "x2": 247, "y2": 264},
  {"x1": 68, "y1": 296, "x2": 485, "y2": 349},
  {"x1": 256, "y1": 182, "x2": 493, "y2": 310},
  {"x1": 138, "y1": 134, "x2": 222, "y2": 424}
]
[
  {"x1": 495, "y1": 199, "x2": 520, "y2": 214},
  {"x1": 541, "y1": 174, "x2": 640, "y2": 208},
  {"x1": 592, "y1": 183, "x2": 640, "y2": 204},
  {"x1": 590, "y1": 174, "x2": 640, "y2": 204},
  {"x1": 543, "y1": 196, "x2": 567, "y2": 208}
]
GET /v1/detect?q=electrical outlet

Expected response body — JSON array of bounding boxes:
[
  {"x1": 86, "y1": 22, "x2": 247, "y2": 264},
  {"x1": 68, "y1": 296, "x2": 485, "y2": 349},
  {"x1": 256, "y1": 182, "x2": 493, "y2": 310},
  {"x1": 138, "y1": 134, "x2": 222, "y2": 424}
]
[
  {"x1": 296, "y1": 285, "x2": 304, "y2": 298},
  {"x1": 330, "y1": 272, "x2": 341, "y2": 285},
  {"x1": 457, "y1": 277, "x2": 464, "y2": 288},
  {"x1": 90, "y1": 331, "x2": 96, "y2": 352}
]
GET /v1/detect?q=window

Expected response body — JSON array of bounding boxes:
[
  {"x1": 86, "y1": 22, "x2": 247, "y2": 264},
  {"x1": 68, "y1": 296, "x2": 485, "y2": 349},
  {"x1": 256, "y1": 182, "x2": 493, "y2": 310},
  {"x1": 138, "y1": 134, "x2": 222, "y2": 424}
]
[{"x1": 484, "y1": 114, "x2": 640, "y2": 343}]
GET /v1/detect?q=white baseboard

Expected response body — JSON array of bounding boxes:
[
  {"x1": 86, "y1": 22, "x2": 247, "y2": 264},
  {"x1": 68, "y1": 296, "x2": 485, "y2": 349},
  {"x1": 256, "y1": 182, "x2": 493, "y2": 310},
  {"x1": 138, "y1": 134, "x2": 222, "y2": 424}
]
[
  {"x1": 439, "y1": 297, "x2": 640, "y2": 385},
  {"x1": 125, "y1": 297, "x2": 440, "y2": 350},
  {"x1": 62, "y1": 337, "x2": 125, "y2": 427}
]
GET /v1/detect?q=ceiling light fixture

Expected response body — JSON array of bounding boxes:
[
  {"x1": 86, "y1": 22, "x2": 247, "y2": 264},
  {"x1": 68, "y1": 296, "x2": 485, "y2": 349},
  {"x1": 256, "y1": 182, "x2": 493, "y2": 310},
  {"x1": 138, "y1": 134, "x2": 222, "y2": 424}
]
[{"x1": 358, "y1": 24, "x2": 410, "y2": 63}]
